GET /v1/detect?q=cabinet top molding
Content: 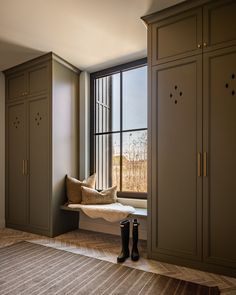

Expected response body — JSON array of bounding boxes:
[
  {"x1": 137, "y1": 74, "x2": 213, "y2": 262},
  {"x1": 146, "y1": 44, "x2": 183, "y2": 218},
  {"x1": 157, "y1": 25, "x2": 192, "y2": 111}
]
[
  {"x1": 3, "y1": 52, "x2": 81, "y2": 75},
  {"x1": 141, "y1": 0, "x2": 216, "y2": 25}
]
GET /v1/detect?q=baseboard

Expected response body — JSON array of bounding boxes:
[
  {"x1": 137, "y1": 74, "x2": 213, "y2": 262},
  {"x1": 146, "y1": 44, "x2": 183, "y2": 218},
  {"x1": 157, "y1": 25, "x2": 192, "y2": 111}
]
[
  {"x1": 0, "y1": 219, "x2": 5, "y2": 228},
  {"x1": 79, "y1": 212, "x2": 147, "y2": 240},
  {"x1": 149, "y1": 250, "x2": 236, "y2": 278}
]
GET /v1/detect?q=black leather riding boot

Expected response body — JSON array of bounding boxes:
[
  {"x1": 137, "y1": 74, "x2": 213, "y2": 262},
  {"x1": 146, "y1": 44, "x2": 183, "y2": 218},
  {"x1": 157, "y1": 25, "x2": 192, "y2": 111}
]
[
  {"x1": 131, "y1": 219, "x2": 140, "y2": 261},
  {"x1": 117, "y1": 220, "x2": 130, "y2": 263}
]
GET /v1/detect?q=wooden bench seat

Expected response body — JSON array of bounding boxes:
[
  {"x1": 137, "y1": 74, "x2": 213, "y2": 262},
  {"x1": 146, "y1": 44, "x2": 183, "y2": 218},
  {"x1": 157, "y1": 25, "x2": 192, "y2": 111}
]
[{"x1": 60, "y1": 205, "x2": 147, "y2": 219}]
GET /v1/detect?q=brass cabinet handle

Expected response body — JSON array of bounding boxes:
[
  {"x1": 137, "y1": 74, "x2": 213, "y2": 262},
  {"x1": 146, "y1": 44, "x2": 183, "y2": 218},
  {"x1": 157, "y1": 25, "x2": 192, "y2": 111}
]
[
  {"x1": 197, "y1": 44, "x2": 202, "y2": 49},
  {"x1": 203, "y1": 152, "x2": 207, "y2": 177},
  {"x1": 25, "y1": 159, "x2": 28, "y2": 175},
  {"x1": 197, "y1": 152, "x2": 201, "y2": 177},
  {"x1": 22, "y1": 160, "x2": 28, "y2": 175},
  {"x1": 22, "y1": 160, "x2": 25, "y2": 175},
  {"x1": 203, "y1": 42, "x2": 207, "y2": 47}
]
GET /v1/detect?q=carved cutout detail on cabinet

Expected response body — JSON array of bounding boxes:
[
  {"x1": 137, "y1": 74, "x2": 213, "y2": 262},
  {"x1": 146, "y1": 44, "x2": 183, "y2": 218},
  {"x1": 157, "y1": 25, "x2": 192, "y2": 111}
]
[
  {"x1": 169, "y1": 85, "x2": 183, "y2": 104},
  {"x1": 225, "y1": 73, "x2": 235, "y2": 96},
  {"x1": 34, "y1": 112, "x2": 42, "y2": 126},
  {"x1": 12, "y1": 116, "x2": 20, "y2": 129}
]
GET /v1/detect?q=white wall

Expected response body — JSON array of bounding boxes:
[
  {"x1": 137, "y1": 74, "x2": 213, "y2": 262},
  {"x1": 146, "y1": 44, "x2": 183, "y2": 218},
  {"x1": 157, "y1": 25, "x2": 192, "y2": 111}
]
[
  {"x1": 79, "y1": 71, "x2": 90, "y2": 180},
  {"x1": 0, "y1": 72, "x2": 5, "y2": 228}
]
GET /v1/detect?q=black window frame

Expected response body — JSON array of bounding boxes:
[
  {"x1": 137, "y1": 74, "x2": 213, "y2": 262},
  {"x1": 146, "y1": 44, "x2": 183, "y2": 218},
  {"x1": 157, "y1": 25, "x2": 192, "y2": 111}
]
[{"x1": 90, "y1": 58, "x2": 147, "y2": 199}]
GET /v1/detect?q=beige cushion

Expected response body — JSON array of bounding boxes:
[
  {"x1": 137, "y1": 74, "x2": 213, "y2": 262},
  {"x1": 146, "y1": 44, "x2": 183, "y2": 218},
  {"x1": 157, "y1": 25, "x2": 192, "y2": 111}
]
[
  {"x1": 81, "y1": 186, "x2": 117, "y2": 205},
  {"x1": 66, "y1": 174, "x2": 96, "y2": 204}
]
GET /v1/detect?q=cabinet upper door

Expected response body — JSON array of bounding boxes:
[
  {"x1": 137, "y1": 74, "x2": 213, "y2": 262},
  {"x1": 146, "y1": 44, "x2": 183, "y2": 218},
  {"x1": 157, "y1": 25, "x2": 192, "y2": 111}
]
[
  {"x1": 7, "y1": 72, "x2": 27, "y2": 100},
  {"x1": 6, "y1": 63, "x2": 50, "y2": 101},
  {"x1": 203, "y1": 0, "x2": 236, "y2": 51},
  {"x1": 27, "y1": 64, "x2": 49, "y2": 96},
  {"x1": 150, "y1": 55, "x2": 203, "y2": 261},
  {"x1": 6, "y1": 102, "x2": 27, "y2": 225},
  {"x1": 203, "y1": 46, "x2": 236, "y2": 269},
  {"x1": 151, "y1": 7, "x2": 202, "y2": 65}
]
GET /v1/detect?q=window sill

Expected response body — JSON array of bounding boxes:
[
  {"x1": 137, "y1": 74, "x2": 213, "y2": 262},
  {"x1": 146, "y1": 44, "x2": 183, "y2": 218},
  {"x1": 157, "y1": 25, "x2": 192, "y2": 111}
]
[{"x1": 117, "y1": 197, "x2": 147, "y2": 209}]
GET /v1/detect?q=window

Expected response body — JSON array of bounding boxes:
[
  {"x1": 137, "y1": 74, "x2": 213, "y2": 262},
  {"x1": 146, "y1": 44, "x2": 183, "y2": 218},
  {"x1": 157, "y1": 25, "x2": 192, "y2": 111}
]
[{"x1": 90, "y1": 58, "x2": 147, "y2": 199}]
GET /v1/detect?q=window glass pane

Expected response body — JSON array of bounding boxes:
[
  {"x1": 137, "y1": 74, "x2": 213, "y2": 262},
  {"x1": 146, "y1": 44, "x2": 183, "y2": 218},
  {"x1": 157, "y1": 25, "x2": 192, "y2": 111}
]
[
  {"x1": 122, "y1": 130, "x2": 147, "y2": 192},
  {"x1": 123, "y1": 66, "x2": 147, "y2": 130},
  {"x1": 111, "y1": 133, "x2": 120, "y2": 191},
  {"x1": 95, "y1": 74, "x2": 120, "y2": 134},
  {"x1": 95, "y1": 133, "x2": 120, "y2": 191},
  {"x1": 111, "y1": 74, "x2": 120, "y2": 132}
]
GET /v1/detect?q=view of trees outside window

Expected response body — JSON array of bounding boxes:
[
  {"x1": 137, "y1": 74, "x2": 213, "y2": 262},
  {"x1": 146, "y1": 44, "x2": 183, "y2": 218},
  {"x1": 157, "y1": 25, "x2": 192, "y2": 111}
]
[
  {"x1": 93, "y1": 63, "x2": 147, "y2": 195},
  {"x1": 112, "y1": 131, "x2": 147, "y2": 192}
]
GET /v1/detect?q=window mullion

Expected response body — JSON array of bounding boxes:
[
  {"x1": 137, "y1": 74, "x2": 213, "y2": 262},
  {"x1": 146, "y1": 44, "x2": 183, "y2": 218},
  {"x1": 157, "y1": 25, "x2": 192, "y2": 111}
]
[
  {"x1": 108, "y1": 76, "x2": 112, "y2": 187},
  {"x1": 120, "y1": 71, "x2": 123, "y2": 192},
  {"x1": 94, "y1": 127, "x2": 147, "y2": 136}
]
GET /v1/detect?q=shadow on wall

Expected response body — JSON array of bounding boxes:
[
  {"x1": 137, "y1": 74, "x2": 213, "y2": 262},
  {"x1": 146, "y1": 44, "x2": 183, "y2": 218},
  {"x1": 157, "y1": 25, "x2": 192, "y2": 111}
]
[
  {"x1": 89, "y1": 0, "x2": 187, "y2": 73},
  {"x1": 144, "y1": 0, "x2": 187, "y2": 16},
  {"x1": 0, "y1": 38, "x2": 45, "y2": 71},
  {"x1": 86, "y1": 50, "x2": 146, "y2": 73}
]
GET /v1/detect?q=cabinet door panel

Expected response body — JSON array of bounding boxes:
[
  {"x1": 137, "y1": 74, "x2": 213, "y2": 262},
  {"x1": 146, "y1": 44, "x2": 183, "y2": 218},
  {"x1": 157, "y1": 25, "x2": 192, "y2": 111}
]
[
  {"x1": 7, "y1": 103, "x2": 27, "y2": 224},
  {"x1": 7, "y1": 73, "x2": 26, "y2": 100},
  {"x1": 151, "y1": 56, "x2": 202, "y2": 260},
  {"x1": 203, "y1": 46, "x2": 236, "y2": 268},
  {"x1": 204, "y1": 0, "x2": 236, "y2": 51},
  {"x1": 29, "y1": 96, "x2": 50, "y2": 230},
  {"x1": 151, "y1": 8, "x2": 202, "y2": 65},
  {"x1": 28, "y1": 65, "x2": 49, "y2": 96}
]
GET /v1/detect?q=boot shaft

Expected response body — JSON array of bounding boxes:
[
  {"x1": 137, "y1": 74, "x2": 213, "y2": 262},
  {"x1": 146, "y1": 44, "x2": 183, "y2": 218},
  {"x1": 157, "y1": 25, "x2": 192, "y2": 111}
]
[
  {"x1": 120, "y1": 220, "x2": 130, "y2": 241},
  {"x1": 132, "y1": 219, "x2": 139, "y2": 241},
  {"x1": 117, "y1": 220, "x2": 130, "y2": 263},
  {"x1": 131, "y1": 219, "x2": 140, "y2": 261}
]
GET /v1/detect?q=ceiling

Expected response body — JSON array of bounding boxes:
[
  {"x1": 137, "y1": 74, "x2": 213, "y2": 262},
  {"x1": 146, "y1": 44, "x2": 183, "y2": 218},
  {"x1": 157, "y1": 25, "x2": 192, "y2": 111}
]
[{"x1": 0, "y1": 0, "x2": 185, "y2": 72}]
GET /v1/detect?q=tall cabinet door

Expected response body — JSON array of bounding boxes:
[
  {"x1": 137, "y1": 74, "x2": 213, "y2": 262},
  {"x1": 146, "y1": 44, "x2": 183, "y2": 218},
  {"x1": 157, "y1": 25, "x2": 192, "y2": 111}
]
[
  {"x1": 150, "y1": 55, "x2": 203, "y2": 261},
  {"x1": 6, "y1": 102, "x2": 27, "y2": 225},
  {"x1": 203, "y1": 46, "x2": 236, "y2": 268},
  {"x1": 28, "y1": 95, "x2": 50, "y2": 231}
]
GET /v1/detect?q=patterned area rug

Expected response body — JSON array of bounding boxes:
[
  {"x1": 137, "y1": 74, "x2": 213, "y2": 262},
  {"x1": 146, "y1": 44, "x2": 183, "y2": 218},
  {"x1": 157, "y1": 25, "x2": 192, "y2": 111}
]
[{"x1": 0, "y1": 241, "x2": 220, "y2": 295}]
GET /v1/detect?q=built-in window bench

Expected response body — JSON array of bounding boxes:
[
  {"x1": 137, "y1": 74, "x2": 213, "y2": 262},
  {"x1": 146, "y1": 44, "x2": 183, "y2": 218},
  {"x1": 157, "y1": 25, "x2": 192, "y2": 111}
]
[
  {"x1": 61, "y1": 204, "x2": 147, "y2": 239},
  {"x1": 61, "y1": 205, "x2": 147, "y2": 219}
]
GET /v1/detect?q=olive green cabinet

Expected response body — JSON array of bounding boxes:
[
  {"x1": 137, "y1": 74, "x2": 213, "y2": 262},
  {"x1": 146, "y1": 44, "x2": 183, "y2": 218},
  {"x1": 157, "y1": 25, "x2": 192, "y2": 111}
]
[
  {"x1": 143, "y1": 0, "x2": 236, "y2": 277},
  {"x1": 5, "y1": 53, "x2": 80, "y2": 237}
]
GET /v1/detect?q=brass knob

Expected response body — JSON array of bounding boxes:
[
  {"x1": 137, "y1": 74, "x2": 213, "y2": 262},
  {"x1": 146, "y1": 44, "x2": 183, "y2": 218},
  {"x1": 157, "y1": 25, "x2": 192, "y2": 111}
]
[
  {"x1": 197, "y1": 44, "x2": 201, "y2": 49},
  {"x1": 203, "y1": 42, "x2": 207, "y2": 47}
]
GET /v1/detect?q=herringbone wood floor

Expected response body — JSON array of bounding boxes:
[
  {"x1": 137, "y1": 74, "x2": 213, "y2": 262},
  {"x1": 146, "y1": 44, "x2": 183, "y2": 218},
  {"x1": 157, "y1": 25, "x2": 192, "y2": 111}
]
[{"x1": 0, "y1": 228, "x2": 236, "y2": 294}]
